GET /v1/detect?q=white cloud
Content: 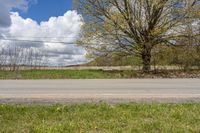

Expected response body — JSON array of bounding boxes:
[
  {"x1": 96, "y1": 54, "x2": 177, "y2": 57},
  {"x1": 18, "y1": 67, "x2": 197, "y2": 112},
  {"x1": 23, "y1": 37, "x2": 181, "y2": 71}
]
[
  {"x1": 0, "y1": 11, "x2": 87, "y2": 66},
  {"x1": 0, "y1": 0, "x2": 29, "y2": 27}
]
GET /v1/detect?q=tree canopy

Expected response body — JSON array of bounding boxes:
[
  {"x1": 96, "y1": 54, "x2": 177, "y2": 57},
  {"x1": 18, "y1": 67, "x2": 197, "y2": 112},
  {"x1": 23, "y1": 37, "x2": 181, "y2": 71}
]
[{"x1": 75, "y1": 0, "x2": 200, "y2": 72}]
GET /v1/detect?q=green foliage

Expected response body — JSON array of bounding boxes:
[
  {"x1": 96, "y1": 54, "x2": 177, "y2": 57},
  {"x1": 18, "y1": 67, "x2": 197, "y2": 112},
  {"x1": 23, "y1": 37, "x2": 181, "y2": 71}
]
[
  {"x1": 88, "y1": 54, "x2": 142, "y2": 66},
  {"x1": 151, "y1": 44, "x2": 200, "y2": 71},
  {"x1": 0, "y1": 103, "x2": 199, "y2": 133}
]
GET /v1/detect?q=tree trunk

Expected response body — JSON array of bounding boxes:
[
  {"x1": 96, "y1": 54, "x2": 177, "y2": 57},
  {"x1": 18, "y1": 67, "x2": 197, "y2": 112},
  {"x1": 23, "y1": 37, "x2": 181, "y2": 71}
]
[{"x1": 141, "y1": 47, "x2": 152, "y2": 73}]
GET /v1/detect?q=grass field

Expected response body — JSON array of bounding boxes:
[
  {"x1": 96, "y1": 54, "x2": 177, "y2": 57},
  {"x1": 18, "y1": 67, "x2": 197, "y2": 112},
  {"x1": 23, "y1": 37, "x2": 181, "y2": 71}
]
[
  {"x1": 0, "y1": 69, "x2": 200, "y2": 79},
  {"x1": 0, "y1": 103, "x2": 199, "y2": 133},
  {"x1": 0, "y1": 69, "x2": 124, "y2": 79}
]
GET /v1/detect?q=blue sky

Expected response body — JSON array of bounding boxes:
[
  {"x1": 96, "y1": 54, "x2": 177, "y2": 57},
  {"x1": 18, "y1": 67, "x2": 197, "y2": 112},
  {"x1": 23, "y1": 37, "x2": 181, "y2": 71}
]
[{"x1": 14, "y1": 0, "x2": 73, "y2": 23}]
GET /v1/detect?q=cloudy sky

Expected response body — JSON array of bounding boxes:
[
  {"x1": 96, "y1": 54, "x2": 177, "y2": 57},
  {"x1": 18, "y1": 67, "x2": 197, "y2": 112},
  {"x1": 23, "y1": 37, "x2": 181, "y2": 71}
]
[{"x1": 0, "y1": 0, "x2": 87, "y2": 66}]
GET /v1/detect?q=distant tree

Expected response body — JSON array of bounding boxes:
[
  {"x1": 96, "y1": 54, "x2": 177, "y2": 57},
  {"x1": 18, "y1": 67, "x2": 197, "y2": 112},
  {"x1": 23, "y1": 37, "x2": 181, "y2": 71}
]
[
  {"x1": 75, "y1": 0, "x2": 200, "y2": 72},
  {"x1": 0, "y1": 45, "x2": 48, "y2": 71}
]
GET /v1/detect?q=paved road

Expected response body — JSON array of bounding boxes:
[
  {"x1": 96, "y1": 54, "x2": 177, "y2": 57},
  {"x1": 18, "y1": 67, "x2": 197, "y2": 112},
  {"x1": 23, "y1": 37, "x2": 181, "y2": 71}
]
[{"x1": 0, "y1": 79, "x2": 200, "y2": 104}]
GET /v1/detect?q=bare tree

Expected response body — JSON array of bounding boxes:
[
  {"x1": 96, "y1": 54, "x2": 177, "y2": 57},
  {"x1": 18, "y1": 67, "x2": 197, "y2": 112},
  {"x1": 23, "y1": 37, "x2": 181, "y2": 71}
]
[
  {"x1": 75, "y1": 0, "x2": 200, "y2": 72},
  {"x1": 0, "y1": 45, "x2": 49, "y2": 71},
  {"x1": 0, "y1": 46, "x2": 8, "y2": 70}
]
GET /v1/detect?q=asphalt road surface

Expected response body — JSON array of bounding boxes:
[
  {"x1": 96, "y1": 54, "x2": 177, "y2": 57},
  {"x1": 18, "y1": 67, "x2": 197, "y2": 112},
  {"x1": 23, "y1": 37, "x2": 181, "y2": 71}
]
[{"x1": 0, "y1": 79, "x2": 200, "y2": 104}]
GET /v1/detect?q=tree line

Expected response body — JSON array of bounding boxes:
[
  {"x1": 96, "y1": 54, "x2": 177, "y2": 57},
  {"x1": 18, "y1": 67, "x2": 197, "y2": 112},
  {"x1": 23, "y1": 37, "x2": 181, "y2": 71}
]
[{"x1": 0, "y1": 46, "x2": 49, "y2": 71}]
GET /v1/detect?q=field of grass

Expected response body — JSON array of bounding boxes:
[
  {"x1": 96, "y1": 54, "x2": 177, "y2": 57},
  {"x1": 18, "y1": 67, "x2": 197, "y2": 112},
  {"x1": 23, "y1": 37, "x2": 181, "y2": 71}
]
[
  {"x1": 0, "y1": 69, "x2": 125, "y2": 79},
  {"x1": 0, "y1": 69, "x2": 200, "y2": 79},
  {"x1": 0, "y1": 103, "x2": 199, "y2": 133}
]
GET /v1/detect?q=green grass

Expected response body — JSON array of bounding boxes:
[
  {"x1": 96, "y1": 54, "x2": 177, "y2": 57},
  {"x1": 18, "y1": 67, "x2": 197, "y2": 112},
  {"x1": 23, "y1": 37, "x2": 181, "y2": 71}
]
[
  {"x1": 0, "y1": 69, "x2": 134, "y2": 79},
  {"x1": 0, "y1": 69, "x2": 200, "y2": 79},
  {"x1": 0, "y1": 103, "x2": 199, "y2": 133}
]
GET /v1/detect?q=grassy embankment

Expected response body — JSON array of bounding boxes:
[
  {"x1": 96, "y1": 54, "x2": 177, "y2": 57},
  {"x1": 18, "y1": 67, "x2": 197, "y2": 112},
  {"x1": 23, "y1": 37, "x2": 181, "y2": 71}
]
[
  {"x1": 0, "y1": 103, "x2": 199, "y2": 132},
  {"x1": 0, "y1": 69, "x2": 200, "y2": 79}
]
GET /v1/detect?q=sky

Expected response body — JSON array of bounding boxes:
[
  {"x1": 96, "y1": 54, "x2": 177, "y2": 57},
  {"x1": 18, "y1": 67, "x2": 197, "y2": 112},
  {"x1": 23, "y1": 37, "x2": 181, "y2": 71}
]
[
  {"x1": 0, "y1": 0, "x2": 87, "y2": 66},
  {"x1": 14, "y1": 0, "x2": 73, "y2": 23}
]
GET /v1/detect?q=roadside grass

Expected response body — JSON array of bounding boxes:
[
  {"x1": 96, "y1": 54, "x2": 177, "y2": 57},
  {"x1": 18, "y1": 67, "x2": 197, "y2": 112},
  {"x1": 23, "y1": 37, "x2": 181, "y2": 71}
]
[
  {"x1": 0, "y1": 103, "x2": 199, "y2": 133},
  {"x1": 0, "y1": 69, "x2": 124, "y2": 79},
  {"x1": 0, "y1": 69, "x2": 200, "y2": 79}
]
